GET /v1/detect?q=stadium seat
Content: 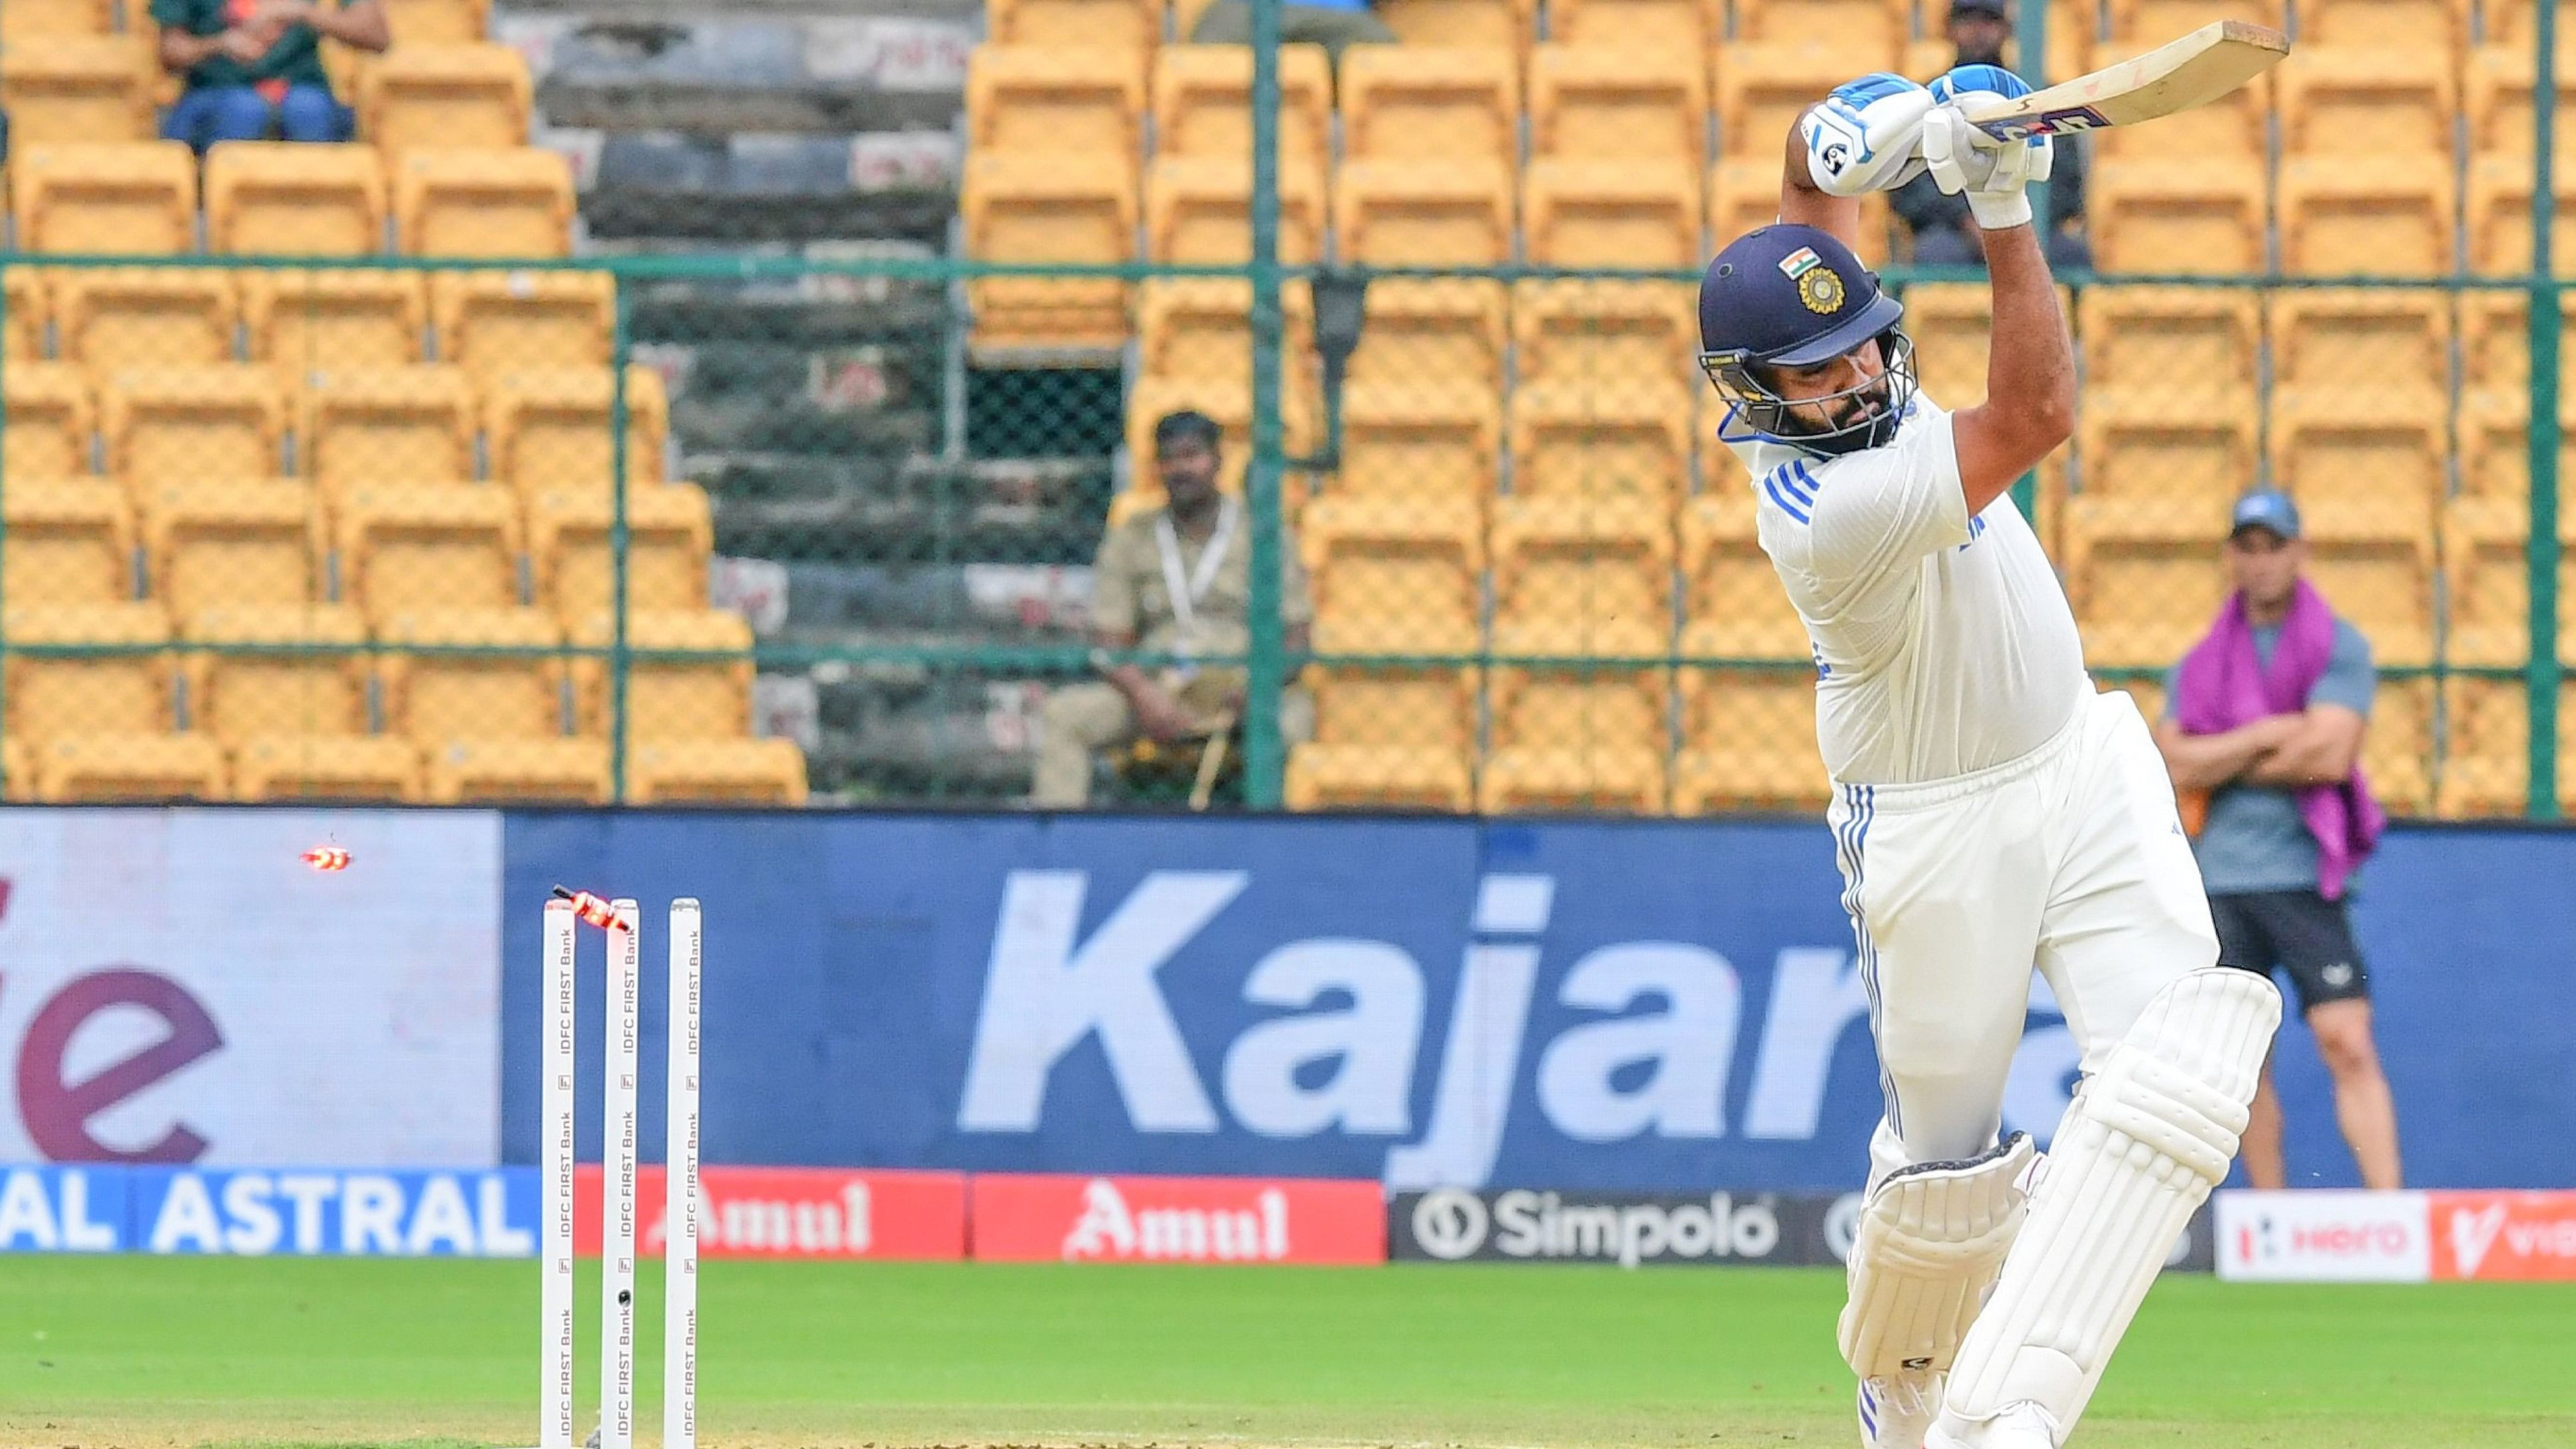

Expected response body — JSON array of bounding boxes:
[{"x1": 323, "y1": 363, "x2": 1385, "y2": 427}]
[
  {"x1": 2088, "y1": 158, "x2": 2268, "y2": 274},
  {"x1": 244, "y1": 270, "x2": 427, "y2": 374},
  {"x1": 1343, "y1": 277, "x2": 1509, "y2": 403},
  {"x1": 2276, "y1": 47, "x2": 2456, "y2": 156},
  {"x1": 5, "y1": 268, "x2": 45, "y2": 360},
  {"x1": 1673, "y1": 667, "x2": 1830, "y2": 814},
  {"x1": 959, "y1": 150, "x2": 1136, "y2": 351},
  {"x1": 2109, "y1": 0, "x2": 2280, "y2": 41},
  {"x1": 527, "y1": 483, "x2": 716, "y2": 622},
  {"x1": 2454, "y1": 384, "x2": 2576, "y2": 501},
  {"x1": 2076, "y1": 287, "x2": 2259, "y2": 395},
  {"x1": 1902, "y1": 282, "x2": 1996, "y2": 408},
  {"x1": 1146, "y1": 153, "x2": 1328, "y2": 264},
  {"x1": 393, "y1": 148, "x2": 576, "y2": 258},
  {"x1": 9, "y1": 142, "x2": 197, "y2": 254},
  {"x1": 986, "y1": 0, "x2": 1162, "y2": 53},
  {"x1": 180, "y1": 603, "x2": 371, "y2": 742},
  {"x1": 1524, "y1": 158, "x2": 1701, "y2": 269},
  {"x1": 140, "y1": 479, "x2": 323, "y2": 623},
  {"x1": 426, "y1": 270, "x2": 616, "y2": 379},
  {"x1": 7, "y1": 0, "x2": 116, "y2": 35},
  {"x1": 1301, "y1": 492, "x2": 1486, "y2": 653},
  {"x1": 232, "y1": 733, "x2": 427, "y2": 802},
  {"x1": 2266, "y1": 387, "x2": 2446, "y2": 516},
  {"x1": 1528, "y1": 45, "x2": 1707, "y2": 162},
  {"x1": 1482, "y1": 660, "x2": 1671, "y2": 814},
  {"x1": 3, "y1": 363, "x2": 93, "y2": 479},
  {"x1": 423, "y1": 737, "x2": 613, "y2": 803},
  {"x1": 1716, "y1": 45, "x2": 1856, "y2": 156},
  {"x1": 2061, "y1": 497, "x2": 2230, "y2": 666},
  {"x1": 1, "y1": 600, "x2": 180, "y2": 740},
  {"x1": 204, "y1": 142, "x2": 388, "y2": 256},
  {"x1": 1338, "y1": 45, "x2": 1519, "y2": 163},
  {"x1": 1512, "y1": 278, "x2": 1695, "y2": 405},
  {"x1": 1151, "y1": 44, "x2": 1333, "y2": 162},
  {"x1": 1508, "y1": 383, "x2": 1691, "y2": 503},
  {"x1": 2458, "y1": 291, "x2": 2569, "y2": 391},
  {"x1": 2440, "y1": 495, "x2": 2549, "y2": 667},
  {"x1": 102, "y1": 367, "x2": 286, "y2": 485},
  {"x1": 625, "y1": 739, "x2": 809, "y2": 807},
  {"x1": 1733, "y1": 0, "x2": 1905, "y2": 56},
  {"x1": 2075, "y1": 389, "x2": 2261, "y2": 510},
  {"x1": 484, "y1": 367, "x2": 672, "y2": 494},
  {"x1": 2267, "y1": 290, "x2": 2451, "y2": 395},
  {"x1": 1679, "y1": 491, "x2": 1809, "y2": 661},
  {"x1": 49, "y1": 268, "x2": 238, "y2": 372},
  {"x1": 2466, "y1": 42, "x2": 2576, "y2": 157},
  {"x1": 2087, "y1": 43, "x2": 2266, "y2": 158},
  {"x1": 1548, "y1": 0, "x2": 1716, "y2": 50},
  {"x1": 1137, "y1": 278, "x2": 1315, "y2": 391},
  {"x1": 1490, "y1": 493, "x2": 1674, "y2": 656},
  {"x1": 2294, "y1": 0, "x2": 2460, "y2": 52},
  {"x1": 966, "y1": 46, "x2": 1146, "y2": 160},
  {"x1": 1708, "y1": 154, "x2": 1894, "y2": 266},
  {"x1": 378, "y1": 605, "x2": 564, "y2": 741},
  {"x1": 2279, "y1": 155, "x2": 2454, "y2": 275},
  {"x1": 2466, "y1": 153, "x2": 2576, "y2": 276},
  {"x1": 300, "y1": 365, "x2": 478, "y2": 489},
  {"x1": 1285, "y1": 666, "x2": 1479, "y2": 812},
  {"x1": 0, "y1": 37, "x2": 154, "y2": 146},
  {"x1": 2436, "y1": 678, "x2": 2576, "y2": 819},
  {"x1": 27, "y1": 732, "x2": 228, "y2": 801},
  {"x1": 2, "y1": 478, "x2": 132, "y2": 607},
  {"x1": 1334, "y1": 386, "x2": 1502, "y2": 506},
  {"x1": 1333, "y1": 158, "x2": 1515, "y2": 265},
  {"x1": 337, "y1": 485, "x2": 523, "y2": 619},
  {"x1": 2344, "y1": 674, "x2": 2432, "y2": 817},
  {"x1": 358, "y1": 43, "x2": 533, "y2": 152},
  {"x1": 383, "y1": 0, "x2": 492, "y2": 43},
  {"x1": 566, "y1": 607, "x2": 755, "y2": 740},
  {"x1": 2299, "y1": 496, "x2": 2436, "y2": 666},
  {"x1": 1376, "y1": 0, "x2": 1535, "y2": 51}
]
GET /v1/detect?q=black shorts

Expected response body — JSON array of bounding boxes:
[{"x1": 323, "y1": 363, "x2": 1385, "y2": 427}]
[{"x1": 2209, "y1": 890, "x2": 2370, "y2": 1012}]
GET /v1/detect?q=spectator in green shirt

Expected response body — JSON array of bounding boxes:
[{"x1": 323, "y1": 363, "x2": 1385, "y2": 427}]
[{"x1": 154, "y1": 0, "x2": 390, "y2": 152}]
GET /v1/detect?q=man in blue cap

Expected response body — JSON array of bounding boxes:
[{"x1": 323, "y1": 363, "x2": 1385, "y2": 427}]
[
  {"x1": 1704, "y1": 66, "x2": 2279, "y2": 1449},
  {"x1": 2155, "y1": 489, "x2": 2400, "y2": 1193}
]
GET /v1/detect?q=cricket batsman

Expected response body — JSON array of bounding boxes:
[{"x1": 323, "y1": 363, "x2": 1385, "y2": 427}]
[{"x1": 1695, "y1": 71, "x2": 2282, "y2": 1448}]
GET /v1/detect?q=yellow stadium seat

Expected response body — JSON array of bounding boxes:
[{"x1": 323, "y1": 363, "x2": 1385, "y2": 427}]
[
  {"x1": 2294, "y1": 0, "x2": 2460, "y2": 51},
  {"x1": 1145, "y1": 153, "x2": 1328, "y2": 264},
  {"x1": 1482, "y1": 661, "x2": 1670, "y2": 814},
  {"x1": 379, "y1": 605, "x2": 564, "y2": 741},
  {"x1": 960, "y1": 150, "x2": 1135, "y2": 351},
  {"x1": 1286, "y1": 666, "x2": 1479, "y2": 813},
  {"x1": 383, "y1": 0, "x2": 493, "y2": 43},
  {"x1": 2299, "y1": 496, "x2": 2434, "y2": 666},
  {"x1": 2266, "y1": 388, "x2": 2446, "y2": 516},
  {"x1": 2466, "y1": 43, "x2": 2576, "y2": 156},
  {"x1": 337, "y1": 485, "x2": 523, "y2": 619},
  {"x1": 1902, "y1": 282, "x2": 1994, "y2": 409},
  {"x1": 2075, "y1": 389, "x2": 2260, "y2": 509},
  {"x1": 7, "y1": 0, "x2": 116, "y2": 35},
  {"x1": 1548, "y1": 0, "x2": 1715, "y2": 49},
  {"x1": 527, "y1": 483, "x2": 715, "y2": 622},
  {"x1": 1377, "y1": 0, "x2": 1535, "y2": 50},
  {"x1": 359, "y1": 43, "x2": 533, "y2": 152},
  {"x1": 567, "y1": 608, "x2": 753, "y2": 739},
  {"x1": 0, "y1": 37, "x2": 154, "y2": 146},
  {"x1": 1151, "y1": 44, "x2": 1332, "y2": 162},
  {"x1": 2435, "y1": 676, "x2": 2576, "y2": 819},
  {"x1": 423, "y1": 737, "x2": 613, "y2": 803},
  {"x1": 966, "y1": 47, "x2": 1145, "y2": 159},
  {"x1": 1114, "y1": 374, "x2": 1318, "y2": 515},
  {"x1": 428, "y1": 270, "x2": 612, "y2": 377},
  {"x1": 1508, "y1": 383, "x2": 1691, "y2": 503},
  {"x1": 2276, "y1": 47, "x2": 2456, "y2": 156},
  {"x1": 29, "y1": 733, "x2": 228, "y2": 801},
  {"x1": 5, "y1": 268, "x2": 45, "y2": 360},
  {"x1": 394, "y1": 147, "x2": 575, "y2": 258},
  {"x1": 2466, "y1": 153, "x2": 2576, "y2": 276},
  {"x1": 1, "y1": 600, "x2": 177, "y2": 739},
  {"x1": 1679, "y1": 491, "x2": 1807, "y2": 661},
  {"x1": 1733, "y1": 0, "x2": 1906, "y2": 51},
  {"x1": 2061, "y1": 497, "x2": 2229, "y2": 667},
  {"x1": 1512, "y1": 278, "x2": 1695, "y2": 407},
  {"x1": 2109, "y1": 0, "x2": 2280, "y2": 41},
  {"x1": 2089, "y1": 158, "x2": 2267, "y2": 274},
  {"x1": 1333, "y1": 158, "x2": 1515, "y2": 265},
  {"x1": 1339, "y1": 45, "x2": 1518, "y2": 162},
  {"x1": 626, "y1": 739, "x2": 809, "y2": 806},
  {"x1": 2280, "y1": 154, "x2": 2454, "y2": 275},
  {"x1": 1136, "y1": 278, "x2": 1316, "y2": 390},
  {"x1": 1301, "y1": 493, "x2": 1486, "y2": 653},
  {"x1": 102, "y1": 367, "x2": 285, "y2": 485},
  {"x1": 204, "y1": 142, "x2": 387, "y2": 256},
  {"x1": 1528, "y1": 45, "x2": 1706, "y2": 162},
  {"x1": 1335, "y1": 385, "x2": 1501, "y2": 505},
  {"x1": 181, "y1": 603, "x2": 371, "y2": 741},
  {"x1": 1524, "y1": 158, "x2": 1700, "y2": 268},
  {"x1": 1490, "y1": 493, "x2": 1673, "y2": 656},
  {"x1": 2267, "y1": 289, "x2": 2451, "y2": 395},
  {"x1": 1343, "y1": 277, "x2": 1508, "y2": 402},
  {"x1": 300, "y1": 365, "x2": 477, "y2": 489},
  {"x1": 1708, "y1": 154, "x2": 1894, "y2": 265},
  {"x1": 1716, "y1": 45, "x2": 1852, "y2": 156},
  {"x1": 139, "y1": 479, "x2": 322, "y2": 623},
  {"x1": 2077, "y1": 286, "x2": 2259, "y2": 395},
  {"x1": 232, "y1": 734, "x2": 426, "y2": 803},
  {"x1": 2087, "y1": 43, "x2": 2266, "y2": 158},
  {"x1": 484, "y1": 367, "x2": 672, "y2": 493},
  {"x1": 2454, "y1": 384, "x2": 2576, "y2": 501},
  {"x1": 2438, "y1": 495, "x2": 2559, "y2": 667},
  {"x1": 49, "y1": 268, "x2": 237, "y2": 371},
  {"x1": 244, "y1": 270, "x2": 427, "y2": 373},
  {"x1": 3, "y1": 363, "x2": 93, "y2": 478},
  {"x1": 1673, "y1": 668, "x2": 1829, "y2": 814},
  {"x1": 987, "y1": 0, "x2": 1161, "y2": 53},
  {"x1": 2, "y1": 478, "x2": 130, "y2": 607},
  {"x1": 2353, "y1": 674, "x2": 2434, "y2": 817},
  {"x1": 9, "y1": 142, "x2": 196, "y2": 254}
]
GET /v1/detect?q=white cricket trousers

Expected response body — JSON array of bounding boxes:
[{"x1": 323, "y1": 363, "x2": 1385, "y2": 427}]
[{"x1": 1825, "y1": 688, "x2": 2223, "y2": 1189}]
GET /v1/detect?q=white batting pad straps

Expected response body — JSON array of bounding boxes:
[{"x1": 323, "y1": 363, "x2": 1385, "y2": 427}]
[
  {"x1": 1942, "y1": 969, "x2": 2281, "y2": 1436},
  {"x1": 1839, "y1": 1133, "x2": 2037, "y2": 1378}
]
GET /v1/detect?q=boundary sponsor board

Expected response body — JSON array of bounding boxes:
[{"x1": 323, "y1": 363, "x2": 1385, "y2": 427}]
[
  {"x1": 0, "y1": 1165, "x2": 131, "y2": 1251},
  {"x1": 972, "y1": 1172, "x2": 1385, "y2": 1264},
  {"x1": 2428, "y1": 1191, "x2": 2576, "y2": 1281},
  {"x1": 572, "y1": 1165, "x2": 966, "y2": 1260},
  {"x1": 124, "y1": 1167, "x2": 535, "y2": 1256},
  {"x1": 2217, "y1": 1190, "x2": 2432, "y2": 1282}
]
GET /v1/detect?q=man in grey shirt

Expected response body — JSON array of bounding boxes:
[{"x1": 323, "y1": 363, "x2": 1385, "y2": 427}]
[{"x1": 2151, "y1": 490, "x2": 2402, "y2": 1189}]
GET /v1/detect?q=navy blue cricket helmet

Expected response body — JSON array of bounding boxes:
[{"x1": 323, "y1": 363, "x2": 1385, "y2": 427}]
[{"x1": 1697, "y1": 223, "x2": 1916, "y2": 457}]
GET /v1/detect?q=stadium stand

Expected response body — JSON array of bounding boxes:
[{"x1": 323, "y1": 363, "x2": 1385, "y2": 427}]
[
  {"x1": 966, "y1": 46, "x2": 1146, "y2": 160},
  {"x1": 244, "y1": 270, "x2": 429, "y2": 373},
  {"x1": 1153, "y1": 44, "x2": 1333, "y2": 162},
  {"x1": 1339, "y1": 45, "x2": 1519, "y2": 162},
  {"x1": 206, "y1": 143, "x2": 389, "y2": 256},
  {"x1": 0, "y1": 35, "x2": 156, "y2": 145},
  {"x1": 1528, "y1": 45, "x2": 1707, "y2": 162}
]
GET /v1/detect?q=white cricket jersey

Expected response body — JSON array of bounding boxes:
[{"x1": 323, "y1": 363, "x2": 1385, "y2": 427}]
[{"x1": 1726, "y1": 398, "x2": 2087, "y2": 785}]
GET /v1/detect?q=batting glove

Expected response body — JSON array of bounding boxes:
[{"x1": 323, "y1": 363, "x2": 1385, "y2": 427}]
[
  {"x1": 1923, "y1": 65, "x2": 2053, "y2": 229},
  {"x1": 1801, "y1": 74, "x2": 1935, "y2": 197}
]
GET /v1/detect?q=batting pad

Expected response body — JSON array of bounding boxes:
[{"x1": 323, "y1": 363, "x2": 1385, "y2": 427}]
[
  {"x1": 1838, "y1": 1132, "x2": 2037, "y2": 1378},
  {"x1": 1943, "y1": 968, "x2": 2280, "y2": 1433}
]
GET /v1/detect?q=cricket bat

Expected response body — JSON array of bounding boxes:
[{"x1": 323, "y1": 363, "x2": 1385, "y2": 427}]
[{"x1": 1955, "y1": 20, "x2": 2291, "y2": 143}]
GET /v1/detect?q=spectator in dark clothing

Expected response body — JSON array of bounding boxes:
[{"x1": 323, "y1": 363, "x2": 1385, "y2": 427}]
[
  {"x1": 1191, "y1": 0, "x2": 1395, "y2": 66},
  {"x1": 154, "y1": 0, "x2": 391, "y2": 151},
  {"x1": 1895, "y1": 0, "x2": 2093, "y2": 270}
]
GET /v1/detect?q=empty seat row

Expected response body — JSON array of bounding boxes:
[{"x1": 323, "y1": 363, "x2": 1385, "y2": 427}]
[
  {"x1": 1, "y1": 730, "x2": 804, "y2": 805},
  {"x1": 0, "y1": 39, "x2": 529, "y2": 150},
  {"x1": 3, "y1": 0, "x2": 489, "y2": 39}
]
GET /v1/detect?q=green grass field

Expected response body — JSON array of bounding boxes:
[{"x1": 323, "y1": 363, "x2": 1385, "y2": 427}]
[{"x1": 2, "y1": 1256, "x2": 2569, "y2": 1449}]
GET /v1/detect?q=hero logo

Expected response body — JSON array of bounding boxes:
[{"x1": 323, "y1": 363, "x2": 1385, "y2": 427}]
[
  {"x1": 956, "y1": 872, "x2": 2082, "y2": 1187},
  {"x1": 1062, "y1": 1178, "x2": 1289, "y2": 1263}
]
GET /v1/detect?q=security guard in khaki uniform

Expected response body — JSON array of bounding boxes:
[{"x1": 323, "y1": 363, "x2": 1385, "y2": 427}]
[{"x1": 1034, "y1": 410, "x2": 1313, "y2": 807}]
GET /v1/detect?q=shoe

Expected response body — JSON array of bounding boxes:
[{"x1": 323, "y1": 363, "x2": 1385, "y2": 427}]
[
  {"x1": 1858, "y1": 1368, "x2": 1940, "y2": 1448},
  {"x1": 1925, "y1": 1400, "x2": 2061, "y2": 1448}
]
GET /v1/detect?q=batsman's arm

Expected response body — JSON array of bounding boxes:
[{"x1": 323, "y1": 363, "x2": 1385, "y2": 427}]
[
  {"x1": 1778, "y1": 108, "x2": 1865, "y2": 257},
  {"x1": 1949, "y1": 222, "x2": 2073, "y2": 513}
]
